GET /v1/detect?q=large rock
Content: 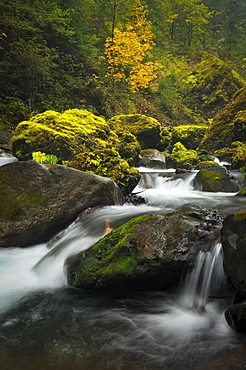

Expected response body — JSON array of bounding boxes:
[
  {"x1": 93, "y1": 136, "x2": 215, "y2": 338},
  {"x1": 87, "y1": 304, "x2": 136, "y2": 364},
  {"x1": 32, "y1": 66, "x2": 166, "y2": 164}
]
[
  {"x1": 193, "y1": 166, "x2": 240, "y2": 192},
  {"x1": 0, "y1": 161, "x2": 124, "y2": 248},
  {"x1": 221, "y1": 211, "x2": 246, "y2": 302},
  {"x1": 12, "y1": 109, "x2": 119, "y2": 162},
  {"x1": 166, "y1": 142, "x2": 199, "y2": 169},
  {"x1": 225, "y1": 303, "x2": 246, "y2": 333},
  {"x1": 171, "y1": 125, "x2": 208, "y2": 150},
  {"x1": 108, "y1": 114, "x2": 162, "y2": 150},
  {"x1": 68, "y1": 148, "x2": 140, "y2": 196},
  {"x1": 66, "y1": 205, "x2": 223, "y2": 294}
]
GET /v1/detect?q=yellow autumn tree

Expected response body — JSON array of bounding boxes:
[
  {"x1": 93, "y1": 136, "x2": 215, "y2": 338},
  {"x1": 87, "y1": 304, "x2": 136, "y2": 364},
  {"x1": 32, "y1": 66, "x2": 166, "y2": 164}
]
[{"x1": 104, "y1": 3, "x2": 159, "y2": 92}]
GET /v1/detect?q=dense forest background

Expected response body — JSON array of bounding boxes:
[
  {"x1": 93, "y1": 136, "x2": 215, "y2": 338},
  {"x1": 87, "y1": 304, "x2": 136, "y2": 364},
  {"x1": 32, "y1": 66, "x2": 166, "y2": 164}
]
[{"x1": 0, "y1": 0, "x2": 246, "y2": 130}]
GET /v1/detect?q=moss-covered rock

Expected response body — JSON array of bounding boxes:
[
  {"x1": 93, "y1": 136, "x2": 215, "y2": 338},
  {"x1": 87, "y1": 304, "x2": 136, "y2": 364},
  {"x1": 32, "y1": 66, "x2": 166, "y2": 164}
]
[
  {"x1": 183, "y1": 53, "x2": 246, "y2": 119},
  {"x1": 236, "y1": 188, "x2": 246, "y2": 196},
  {"x1": 0, "y1": 160, "x2": 124, "y2": 248},
  {"x1": 172, "y1": 125, "x2": 208, "y2": 150},
  {"x1": 68, "y1": 148, "x2": 140, "y2": 196},
  {"x1": 108, "y1": 114, "x2": 162, "y2": 150},
  {"x1": 195, "y1": 160, "x2": 219, "y2": 169},
  {"x1": 166, "y1": 142, "x2": 199, "y2": 169},
  {"x1": 12, "y1": 109, "x2": 119, "y2": 162},
  {"x1": 199, "y1": 88, "x2": 246, "y2": 152},
  {"x1": 66, "y1": 205, "x2": 223, "y2": 293},
  {"x1": 193, "y1": 167, "x2": 240, "y2": 192}
]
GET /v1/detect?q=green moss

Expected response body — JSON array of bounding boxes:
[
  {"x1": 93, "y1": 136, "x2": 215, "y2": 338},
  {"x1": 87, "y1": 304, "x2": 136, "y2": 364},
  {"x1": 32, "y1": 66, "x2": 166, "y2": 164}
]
[
  {"x1": 195, "y1": 160, "x2": 218, "y2": 169},
  {"x1": 172, "y1": 125, "x2": 208, "y2": 150},
  {"x1": 234, "y1": 211, "x2": 246, "y2": 221},
  {"x1": 237, "y1": 188, "x2": 246, "y2": 196},
  {"x1": 231, "y1": 141, "x2": 246, "y2": 169},
  {"x1": 0, "y1": 169, "x2": 48, "y2": 221},
  {"x1": 74, "y1": 215, "x2": 153, "y2": 285},
  {"x1": 108, "y1": 114, "x2": 161, "y2": 149},
  {"x1": 168, "y1": 142, "x2": 199, "y2": 169},
  {"x1": 13, "y1": 109, "x2": 120, "y2": 162},
  {"x1": 68, "y1": 148, "x2": 140, "y2": 195},
  {"x1": 195, "y1": 169, "x2": 233, "y2": 192}
]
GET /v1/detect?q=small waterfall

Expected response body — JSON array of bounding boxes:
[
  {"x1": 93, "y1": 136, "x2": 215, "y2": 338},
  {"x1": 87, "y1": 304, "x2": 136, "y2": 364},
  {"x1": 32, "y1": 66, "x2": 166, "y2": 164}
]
[{"x1": 180, "y1": 242, "x2": 227, "y2": 310}]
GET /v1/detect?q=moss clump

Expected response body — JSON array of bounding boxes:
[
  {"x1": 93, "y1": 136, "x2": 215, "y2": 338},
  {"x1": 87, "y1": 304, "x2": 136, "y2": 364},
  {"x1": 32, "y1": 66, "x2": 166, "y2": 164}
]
[
  {"x1": 113, "y1": 129, "x2": 141, "y2": 162},
  {"x1": 232, "y1": 110, "x2": 246, "y2": 142},
  {"x1": 160, "y1": 127, "x2": 172, "y2": 150},
  {"x1": 12, "y1": 109, "x2": 120, "y2": 162},
  {"x1": 172, "y1": 125, "x2": 208, "y2": 150},
  {"x1": 108, "y1": 114, "x2": 162, "y2": 149},
  {"x1": 236, "y1": 188, "x2": 246, "y2": 196},
  {"x1": 234, "y1": 211, "x2": 246, "y2": 221},
  {"x1": 231, "y1": 141, "x2": 246, "y2": 169},
  {"x1": 167, "y1": 142, "x2": 199, "y2": 169},
  {"x1": 195, "y1": 160, "x2": 218, "y2": 169},
  {"x1": 68, "y1": 148, "x2": 140, "y2": 196},
  {"x1": 199, "y1": 88, "x2": 246, "y2": 152}
]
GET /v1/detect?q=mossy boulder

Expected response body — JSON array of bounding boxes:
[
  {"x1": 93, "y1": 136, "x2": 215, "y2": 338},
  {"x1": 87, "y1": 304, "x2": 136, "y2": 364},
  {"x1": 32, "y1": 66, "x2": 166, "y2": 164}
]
[
  {"x1": 166, "y1": 142, "x2": 199, "y2": 169},
  {"x1": 199, "y1": 88, "x2": 246, "y2": 152},
  {"x1": 171, "y1": 125, "x2": 208, "y2": 150},
  {"x1": 193, "y1": 167, "x2": 240, "y2": 192},
  {"x1": 108, "y1": 114, "x2": 162, "y2": 150},
  {"x1": 66, "y1": 205, "x2": 223, "y2": 293},
  {"x1": 183, "y1": 53, "x2": 246, "y2": 119},
  {"x1": 68, "y1": 148, "x2": 140, "y2": 196},
  {"x1": 221, "y1": 211, "x2": 246, "y2": 303},
  {"x1": 12, "y1": 109, "x2": 119, "y2": 162},
  {"x1": 0, "y1": 160, "x2": 124, "y2": 248}
]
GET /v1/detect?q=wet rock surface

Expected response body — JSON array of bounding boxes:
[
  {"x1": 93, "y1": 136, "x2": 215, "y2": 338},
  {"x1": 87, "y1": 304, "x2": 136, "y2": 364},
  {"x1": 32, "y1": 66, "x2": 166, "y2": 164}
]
[
  {"x1": 0, "y1": 160, "x2": 124, "y2": 248},
  {"x1": 221, "y1": 211, "x2": 246, "y2": 303},
  {"x1": 66, "y1": 205, "x2": 223, "y2": 294}
]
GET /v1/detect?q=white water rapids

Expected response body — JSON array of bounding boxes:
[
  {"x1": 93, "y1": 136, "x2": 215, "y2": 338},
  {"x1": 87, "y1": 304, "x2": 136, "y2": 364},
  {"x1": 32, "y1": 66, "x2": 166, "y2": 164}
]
[{"x1": 0, "y1": 167, "x2": 245, "y2": 369}]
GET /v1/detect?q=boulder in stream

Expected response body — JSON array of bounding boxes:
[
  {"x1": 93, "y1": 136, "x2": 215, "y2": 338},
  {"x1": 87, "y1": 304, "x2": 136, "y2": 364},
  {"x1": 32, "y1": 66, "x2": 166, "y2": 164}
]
[
  {"x1": 193, "y1": 165, "x2": 240, "y2": 192},
  {"x1": 225, "y1": 303, "x2": 246, "y2": 333},
  {"x1": 0, "y1": 160, "x2": 124, "y2": 248},
  {"x1": 66, "y1": 205, "x2": 223, "y2": 294}
]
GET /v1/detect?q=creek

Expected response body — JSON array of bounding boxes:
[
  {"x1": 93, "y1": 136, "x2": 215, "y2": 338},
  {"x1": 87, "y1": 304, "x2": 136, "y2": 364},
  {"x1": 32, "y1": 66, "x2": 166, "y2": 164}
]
[{"x1": 0, "y1": 167, "x2": 246, "y2": 369}]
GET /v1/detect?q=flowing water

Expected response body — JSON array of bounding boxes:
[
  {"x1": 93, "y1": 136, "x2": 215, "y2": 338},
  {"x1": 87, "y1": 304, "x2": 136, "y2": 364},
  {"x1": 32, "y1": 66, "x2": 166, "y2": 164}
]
[{"x1": 0, "y1": 166, "x2": 246, "y2": 369}]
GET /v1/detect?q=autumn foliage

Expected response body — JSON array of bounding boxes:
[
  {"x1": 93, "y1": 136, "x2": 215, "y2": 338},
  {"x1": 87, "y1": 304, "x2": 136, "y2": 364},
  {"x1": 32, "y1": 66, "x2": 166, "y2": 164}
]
[{"x1": 104, "y1": 4, "x2": 160, "y2": 92}]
